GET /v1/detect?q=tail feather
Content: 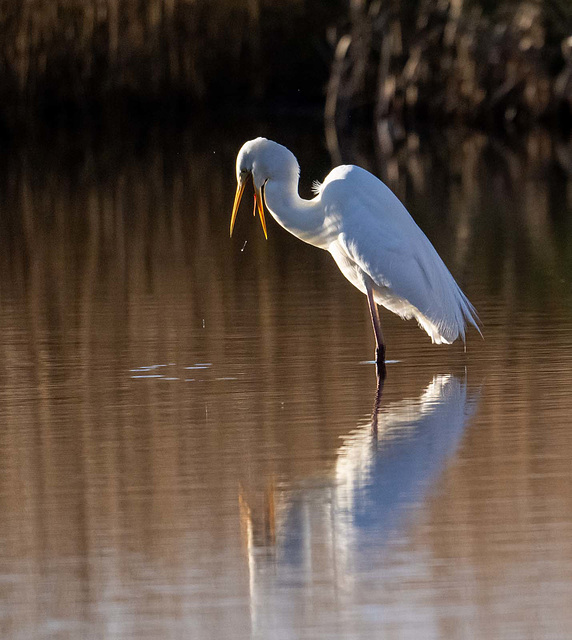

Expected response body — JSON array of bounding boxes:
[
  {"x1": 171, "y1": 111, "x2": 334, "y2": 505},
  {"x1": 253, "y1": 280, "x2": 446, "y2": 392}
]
[
  {"x1": 420, "y1": 285, "x2": 481, "y2": 344},
  {"x1": 380, "y1": 281, "x2": 481, "y2": 345}
]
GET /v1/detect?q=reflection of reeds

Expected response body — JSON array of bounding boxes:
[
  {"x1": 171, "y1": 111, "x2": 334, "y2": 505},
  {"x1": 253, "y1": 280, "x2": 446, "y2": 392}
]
[
  {"x1": 0, "y1": 126, "x2": 371, "y2": 636},
  {"x1": 0, "y1": 125, "x2": 571, "y2": 635}
]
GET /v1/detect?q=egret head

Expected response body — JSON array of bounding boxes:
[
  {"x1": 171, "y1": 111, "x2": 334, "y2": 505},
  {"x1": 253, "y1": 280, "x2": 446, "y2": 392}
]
[{"x1": 230, "y1": 138, "x2": 299, "y2": 239}]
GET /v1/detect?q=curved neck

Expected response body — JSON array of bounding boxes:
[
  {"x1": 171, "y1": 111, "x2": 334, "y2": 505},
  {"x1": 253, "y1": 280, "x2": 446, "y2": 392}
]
[{"x1": 264, "y1": 176, "x2": 328, "y2": 249}]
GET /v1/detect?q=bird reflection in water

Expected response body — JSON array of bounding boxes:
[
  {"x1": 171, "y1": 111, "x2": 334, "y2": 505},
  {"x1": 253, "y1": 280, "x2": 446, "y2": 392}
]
[
  {"x1": 239, "y1": 373, "x2": 479, "y2": 628},
  {"x1": 333, "y1": 374, "x2": 478, "y2": 552}
]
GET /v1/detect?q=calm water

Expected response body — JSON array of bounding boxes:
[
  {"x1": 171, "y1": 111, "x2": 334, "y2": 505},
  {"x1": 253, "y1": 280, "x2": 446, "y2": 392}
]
[{"x1": 1, "y1": 122, "x2": 572, "y2": 639}]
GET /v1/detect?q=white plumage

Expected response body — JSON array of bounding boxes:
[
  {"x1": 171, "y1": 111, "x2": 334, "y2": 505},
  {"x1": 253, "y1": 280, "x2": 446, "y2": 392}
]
[
  {"x1": 319, "y1": 164, "x2": 479, "y2": 344},
  {"x1": 230, "y1": 138, "x2": 480, "y2": 367}
]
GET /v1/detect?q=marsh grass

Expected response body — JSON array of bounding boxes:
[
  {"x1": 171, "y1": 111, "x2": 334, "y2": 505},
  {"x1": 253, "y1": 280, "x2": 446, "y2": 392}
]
[
  {"x1": 327, "y1": 0, "x2": 572, "y2": 134},
  {"x1": 0, "y1": 1, "x2": 570, "y2": 132},
  {"x1": 0, "y1": 0, "x2": 342, "y2": 127}
]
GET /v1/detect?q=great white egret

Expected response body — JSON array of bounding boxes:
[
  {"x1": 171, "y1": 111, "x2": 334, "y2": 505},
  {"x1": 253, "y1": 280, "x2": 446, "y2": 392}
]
[{"x1": 231, "y1": 138, "x2": 480, "y2": 376}]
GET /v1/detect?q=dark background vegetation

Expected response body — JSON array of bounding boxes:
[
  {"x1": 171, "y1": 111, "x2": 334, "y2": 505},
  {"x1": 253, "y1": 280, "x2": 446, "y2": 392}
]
[
  {"x1": 0, "y1": 0, "x2": 571, "y2": 135},
  {"x1": 0, "y1": 0, "x2": 345, "y2": 132}
]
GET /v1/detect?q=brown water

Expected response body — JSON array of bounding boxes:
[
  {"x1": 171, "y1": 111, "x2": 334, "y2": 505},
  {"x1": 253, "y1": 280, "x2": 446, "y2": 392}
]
[{"x1": 1, "y1": 123, "x2": 572, "y2": 639}]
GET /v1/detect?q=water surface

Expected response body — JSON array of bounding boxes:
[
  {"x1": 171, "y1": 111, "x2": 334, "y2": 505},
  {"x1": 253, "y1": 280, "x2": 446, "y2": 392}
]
[{"x1": 0, "y1": 123, "x2": 571, "y2": 639}]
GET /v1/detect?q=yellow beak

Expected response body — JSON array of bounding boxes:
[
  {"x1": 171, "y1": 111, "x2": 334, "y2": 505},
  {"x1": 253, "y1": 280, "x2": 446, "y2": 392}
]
[
  {"x1": 230, "y1": 175, "x2": 268, "y2": 240},
  {"x1": 230, "y1": 180, "x2": 246, "y2": 238},
  {"x1": 254, "y1": 186, "x2": 268, "y2": 239}
]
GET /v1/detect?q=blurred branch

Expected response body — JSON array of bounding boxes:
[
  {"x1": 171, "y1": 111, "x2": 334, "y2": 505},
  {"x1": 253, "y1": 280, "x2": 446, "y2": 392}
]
[{"x1": 329, "y1": 0, "x2": 572, "y2": 133}]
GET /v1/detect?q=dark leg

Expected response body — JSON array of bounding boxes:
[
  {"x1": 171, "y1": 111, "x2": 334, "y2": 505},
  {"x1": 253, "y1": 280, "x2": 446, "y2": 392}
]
[
  {"x1": 370, "y1": 375, "x2": 385, "y2": 437},
  {"x1": 365, "y1": 281, "x2": 386, "y2": 379}
]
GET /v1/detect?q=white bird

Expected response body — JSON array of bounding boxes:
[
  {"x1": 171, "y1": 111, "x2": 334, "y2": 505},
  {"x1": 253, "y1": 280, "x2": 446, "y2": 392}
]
[{"x1": 231, "y1": 138, "x2": 480, "y2": 376}]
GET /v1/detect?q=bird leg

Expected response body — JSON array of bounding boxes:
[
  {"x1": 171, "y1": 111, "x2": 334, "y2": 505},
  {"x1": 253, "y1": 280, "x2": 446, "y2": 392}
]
[{"x1": 365, "y1": 281, "x2": 386, "y2": 379}]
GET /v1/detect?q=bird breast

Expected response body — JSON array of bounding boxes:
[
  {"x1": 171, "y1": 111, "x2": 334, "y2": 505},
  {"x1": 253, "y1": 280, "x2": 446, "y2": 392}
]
[{"x1": 328, "y1": 241, "x2": 368, "y2": 295}]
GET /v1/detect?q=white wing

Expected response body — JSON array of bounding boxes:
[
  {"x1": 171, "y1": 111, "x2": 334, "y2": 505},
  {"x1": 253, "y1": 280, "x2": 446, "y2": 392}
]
[{"x1": 321, "y1": 165, "x2": 480, "y2": 343}]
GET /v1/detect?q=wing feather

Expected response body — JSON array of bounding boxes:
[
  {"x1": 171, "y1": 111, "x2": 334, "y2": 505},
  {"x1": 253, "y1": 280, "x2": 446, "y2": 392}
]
[{"x1": 321, "y1": 165, "x2": 480, "y2": 343}]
